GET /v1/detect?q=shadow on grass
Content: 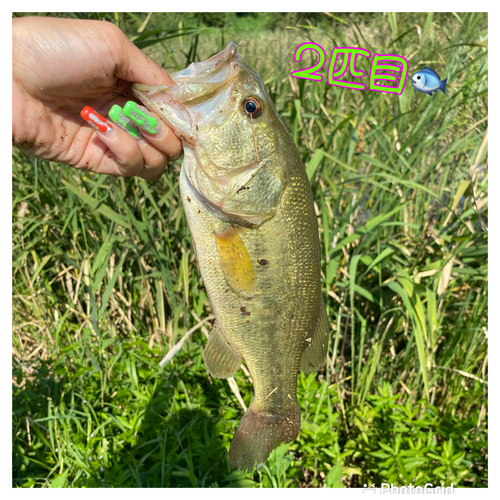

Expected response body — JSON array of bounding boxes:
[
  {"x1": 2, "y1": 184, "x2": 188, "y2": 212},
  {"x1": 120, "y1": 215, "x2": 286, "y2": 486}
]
[{"x1": 12, "y1": 348, "x2": 255, "y2": 488}]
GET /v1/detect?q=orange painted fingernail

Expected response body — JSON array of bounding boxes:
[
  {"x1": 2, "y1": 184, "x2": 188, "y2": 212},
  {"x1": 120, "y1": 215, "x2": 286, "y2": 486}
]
[{"x1": 80, "y1": 106, "x2": 113, "y2": 133}]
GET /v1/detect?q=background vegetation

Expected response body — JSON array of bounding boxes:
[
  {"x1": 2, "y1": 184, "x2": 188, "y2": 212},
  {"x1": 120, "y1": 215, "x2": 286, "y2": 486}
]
[{"x1": 12, "y1": 12, "x2": 488, "y2": 488}]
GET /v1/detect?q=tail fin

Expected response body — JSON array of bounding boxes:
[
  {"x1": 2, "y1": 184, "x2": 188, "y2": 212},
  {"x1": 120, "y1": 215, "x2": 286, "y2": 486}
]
[
  {"x1": 440, "y1": 78, "x2": 447, "y2": 94},
  {"x1": 229, "y1": 404, "x2": 301, "y2": 471}
]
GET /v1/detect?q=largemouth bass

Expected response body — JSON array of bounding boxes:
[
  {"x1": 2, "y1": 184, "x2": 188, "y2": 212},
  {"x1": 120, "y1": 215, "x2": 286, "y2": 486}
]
[{"x1": 133, "y1": 42, "x2": 329, "y2": 471}]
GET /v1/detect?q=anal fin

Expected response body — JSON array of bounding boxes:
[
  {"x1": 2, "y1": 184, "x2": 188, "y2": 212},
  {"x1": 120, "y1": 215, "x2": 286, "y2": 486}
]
[
  {"x1": 203, "y1": 322, "x2": 242, "y2": 378},
  {"x1": 300, "y1": 304, "x2": 329, "y2": 374}
]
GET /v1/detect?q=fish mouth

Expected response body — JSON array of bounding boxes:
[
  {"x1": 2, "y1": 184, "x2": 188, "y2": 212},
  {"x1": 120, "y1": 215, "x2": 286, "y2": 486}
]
[
  {"x1": 132, "y1": 42, "x2": 241, "y2": 144},
  {"x1": 170, "y1": 41, "x2": 239, "y2": 84}
]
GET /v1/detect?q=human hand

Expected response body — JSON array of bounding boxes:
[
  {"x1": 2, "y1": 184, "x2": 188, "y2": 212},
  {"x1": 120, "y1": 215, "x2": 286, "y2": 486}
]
[{"x1": 12, "y1": 16, "x2": 183, "y2": 181}]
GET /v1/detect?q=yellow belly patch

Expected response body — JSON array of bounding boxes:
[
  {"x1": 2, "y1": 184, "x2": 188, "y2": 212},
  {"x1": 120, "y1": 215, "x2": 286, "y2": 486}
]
[{"x1": 214, "y1": 226, "x2": 255, "y2": 298}]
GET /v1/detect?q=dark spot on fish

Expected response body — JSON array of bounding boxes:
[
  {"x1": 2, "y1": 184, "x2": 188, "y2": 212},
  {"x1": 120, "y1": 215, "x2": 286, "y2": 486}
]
[
  {"x1": 225, "y1": 289, "x2": 229, "y2": 293},
  {"x1": 179, "y1": 135, "x2": 186, "y2": 141},
  {"x1": 196, "y1": 125, "x2": 199, "y2": 131},
  {"x1": 237, "y1": 185, "x2": 249, "y2": 193},
  {"x1": 187, "y1": 196, "x2": 191, "y2": 202},
  {"x1": 245, "y1": 320, "x2": 250, "y2": 323},
  {"x1": 198, "y1": 210, "x2": 201, "y2": 213},
  {"x1": 240, "y1": 306, "x2": 250, "y2": 316},
  {"x1": 257, "y1": 259, "x2": 269, "y2": 266}
]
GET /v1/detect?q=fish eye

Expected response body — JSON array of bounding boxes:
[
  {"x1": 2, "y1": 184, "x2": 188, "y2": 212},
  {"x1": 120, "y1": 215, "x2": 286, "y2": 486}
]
[
  {"x1": 242, "y1": 97, "x2": 264, "y2": 119},
  {"x1": 417, "y1": 76, "x2": 421, "y2": 80}
]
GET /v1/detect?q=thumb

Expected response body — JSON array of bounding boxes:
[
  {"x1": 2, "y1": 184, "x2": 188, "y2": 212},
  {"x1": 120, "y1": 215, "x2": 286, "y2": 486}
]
[{"x1": 112, "y1": 25, "x2": 177, "y2": 87}]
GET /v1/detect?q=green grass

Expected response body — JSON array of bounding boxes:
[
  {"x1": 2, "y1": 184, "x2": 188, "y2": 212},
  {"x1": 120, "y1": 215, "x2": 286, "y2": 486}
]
[{"x1": 12, "y1": 12, "x2": 487, "y2": 488}]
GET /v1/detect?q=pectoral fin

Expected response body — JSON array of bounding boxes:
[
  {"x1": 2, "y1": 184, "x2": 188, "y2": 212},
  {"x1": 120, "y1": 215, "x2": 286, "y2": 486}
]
[
  {"x1": 214, "y1": 226, "x2": 255, "y2": 298},
  {"x1": 203, "y1": 322, "x2": 242, "y2": 378},
  {"x1": 300, "y1": 304, "x2": 329, "y2": 374}
]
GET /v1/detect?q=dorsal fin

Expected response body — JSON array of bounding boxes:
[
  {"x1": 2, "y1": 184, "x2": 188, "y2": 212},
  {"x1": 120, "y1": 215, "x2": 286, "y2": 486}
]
[
  {"x1": 300, "y1": 303, "x2": 329, "y2": 373},
  {"x1": 422, "y1": 66, "x2": 440, "y2": 79}
]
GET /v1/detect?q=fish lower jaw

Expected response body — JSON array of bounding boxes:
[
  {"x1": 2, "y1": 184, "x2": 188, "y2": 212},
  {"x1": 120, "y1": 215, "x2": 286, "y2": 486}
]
[{"x1": 132, "y1": 83, "x2": 169, "y2": 96}]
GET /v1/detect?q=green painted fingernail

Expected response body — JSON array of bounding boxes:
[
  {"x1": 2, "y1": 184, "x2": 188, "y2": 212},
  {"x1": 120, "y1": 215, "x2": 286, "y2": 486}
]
[
  {"x1": 123, "y1": 101, "x2": 160, "y2": 135},
  {"x1": 109, "y1": 105, "x2": 142, "y2": 139}
]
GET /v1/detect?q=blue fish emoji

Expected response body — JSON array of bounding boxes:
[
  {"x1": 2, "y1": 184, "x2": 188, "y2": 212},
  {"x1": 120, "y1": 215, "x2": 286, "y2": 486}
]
[{"x1": 411, "y1": 67, "x2": 447, "y2": 96}]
